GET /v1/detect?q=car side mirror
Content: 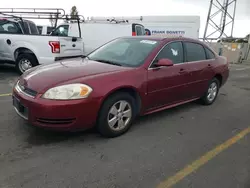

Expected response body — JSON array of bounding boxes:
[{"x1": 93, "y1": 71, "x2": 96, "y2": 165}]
[{"x1": 155, "y1": 58, "x2": 174, "y2": 67}]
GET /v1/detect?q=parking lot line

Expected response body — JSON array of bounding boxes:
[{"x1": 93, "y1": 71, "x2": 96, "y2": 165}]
[
  {"x1": 157, "y1": 126, "x2": 250, "y2": 188},
  {"x1": 0, "y1": 93, "x2": 12, "y2": 97}
]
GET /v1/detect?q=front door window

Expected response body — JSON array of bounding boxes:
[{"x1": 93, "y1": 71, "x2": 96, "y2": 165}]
[{"x1": 151, "y1": 41, "x2": 184, "y2": 67}]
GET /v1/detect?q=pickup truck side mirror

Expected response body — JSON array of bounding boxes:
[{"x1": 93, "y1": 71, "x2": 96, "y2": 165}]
[
  {"x1": 72, "y1": 37, "x2": 77, "y2": 42},
  {"x1": 155, "y1": 58, "x2": 174, "y2": 67}
]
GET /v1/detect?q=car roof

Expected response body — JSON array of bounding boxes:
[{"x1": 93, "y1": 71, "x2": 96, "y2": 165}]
[{"x1": 123, "y1": 36, "x2": 202, "y2": 43}]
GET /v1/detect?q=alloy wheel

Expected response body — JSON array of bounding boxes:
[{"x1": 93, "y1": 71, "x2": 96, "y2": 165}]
[{"x1": 107, "y1": 100, "x2": 132, "y2": 131}]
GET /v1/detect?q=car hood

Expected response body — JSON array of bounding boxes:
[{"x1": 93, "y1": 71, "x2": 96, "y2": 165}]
[{"x1": 19, "y1": 58, "x2": 130, "y2": 93}]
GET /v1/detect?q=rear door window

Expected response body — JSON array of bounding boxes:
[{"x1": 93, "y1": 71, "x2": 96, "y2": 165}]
[
  {"x1": 29, "y1": 22, "x2": 39, "y2": 35},
  {"x1": 22, "y1": 21, "x2": 30, "y2": 34},
  {"x1": 0, "y1": 20, "x2": 22, "y2": 34},
  {"x1": 184, "y1": 42, "x2": 206, "y2": 62}
]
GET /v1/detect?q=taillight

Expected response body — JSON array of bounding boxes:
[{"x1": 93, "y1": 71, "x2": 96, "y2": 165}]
[
  {"x1": 132, "y1": 32, "x2": 136, "y2": 36},
  {"x1": 49, "y1": 41, "x2": 60, "y2": 53}
]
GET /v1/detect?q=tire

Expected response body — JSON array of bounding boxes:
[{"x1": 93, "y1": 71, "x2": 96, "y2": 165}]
[
  {"x1": 97, "y1": 92, "x2": 136, "y2": 138},
  {"x1": 16, "y1": 53, "x2": 38, "y2": 75},
  {"x1": 200, "y1": 78, "x2": 220, "y2": 105}
]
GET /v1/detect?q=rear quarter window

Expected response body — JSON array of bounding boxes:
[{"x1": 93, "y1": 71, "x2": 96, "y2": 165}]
[{"x1": 185, "y1": 42, "x2": 206, "y2": 62}]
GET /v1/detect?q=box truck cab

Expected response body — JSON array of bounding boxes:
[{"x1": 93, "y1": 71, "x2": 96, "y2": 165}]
[{"x1": 51, "y1": 18, "x2": 145, "y2": 54}]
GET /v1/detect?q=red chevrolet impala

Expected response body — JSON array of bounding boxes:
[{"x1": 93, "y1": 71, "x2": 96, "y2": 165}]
[{"x1": 12, "y1": 36, "x2": 229, "y2": 137}]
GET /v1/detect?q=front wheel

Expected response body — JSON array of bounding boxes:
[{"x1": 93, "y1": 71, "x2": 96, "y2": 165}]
[
  {"x1": 200, "y1": 78, "x2": 220, "y2": 105},
  {"x1": 16, "y1": 54, "x2": 38, "y2": 75},
  {"x1": 97, "y1": 92, "x2": 136, "y2": 138}
]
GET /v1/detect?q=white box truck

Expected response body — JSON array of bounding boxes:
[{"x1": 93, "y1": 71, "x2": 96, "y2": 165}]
[
  {"x1": 52, "y1": 15, "x2": 200, "y2": 54},
  {"x1": 52, "y1": 18, "x2": 145, "y2": 54},
  {"x1": 105, "y1": 15, "x2": 200, "y2": 39}
]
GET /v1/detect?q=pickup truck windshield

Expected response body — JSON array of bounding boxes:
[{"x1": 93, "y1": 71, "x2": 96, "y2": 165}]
[
  {"x1": 0, "y1": 20, "x2": 22, "y2": 34},
  {"x1": 88, "y1": 38, "x2": 159, "y2": 67}
]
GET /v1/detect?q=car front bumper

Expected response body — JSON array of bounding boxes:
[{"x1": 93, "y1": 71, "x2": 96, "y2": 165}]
[{"x1": 12, "y1": 89, "x2": 101, "y2": 131}]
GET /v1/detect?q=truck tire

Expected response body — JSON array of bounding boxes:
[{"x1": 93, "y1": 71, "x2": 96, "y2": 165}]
[{"x1": 16, "y1": 53, "x2": 38, "y2": 75}]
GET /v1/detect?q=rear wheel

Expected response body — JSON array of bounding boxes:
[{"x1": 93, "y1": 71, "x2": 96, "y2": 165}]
[
  {"x1": 97, "y1": 92, "x2": 136, "y2": 138},
  {"x1": 16, "y1": 54, "x2": 38, "y2": 75},
  {"x1": 201, "y1": 78, "x2": 220, "y2": 105}
]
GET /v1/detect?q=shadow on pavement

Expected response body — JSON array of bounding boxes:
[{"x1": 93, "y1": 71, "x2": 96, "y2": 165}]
[
  {"x1": 25, "y1": 125, "x2": 99, "y2": 146},
  {"x1": 22, "y1": 101, "x2": 201, "y2": 146},
  {"x1": 0, "y1": 65, "x2": 19, "y2": 78},
  {"x1": 134, "y1": 101, "x2": 200, "y2": 128}
]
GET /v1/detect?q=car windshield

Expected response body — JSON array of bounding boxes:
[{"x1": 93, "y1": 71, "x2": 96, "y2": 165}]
[{"x1": 87, "y1": 38, "x2": 159, "y2": 67}]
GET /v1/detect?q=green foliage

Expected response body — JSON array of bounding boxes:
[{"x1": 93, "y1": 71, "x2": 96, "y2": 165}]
[{"x1": 70, "y1": 6, "x2": 79, "y2": 20}]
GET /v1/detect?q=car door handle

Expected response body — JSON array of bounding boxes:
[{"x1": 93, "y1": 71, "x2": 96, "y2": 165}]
[
  {"x1": 179, "y1": 68, "x2": 187, "y2": 74},
  {"x1": 208, "y1": 64, "x2": 212, "y2": 68}
]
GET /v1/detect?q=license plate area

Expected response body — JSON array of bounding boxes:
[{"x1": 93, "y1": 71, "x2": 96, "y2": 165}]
[{"x1": 13, "y1": 95, "x2": 28, "y2": 120}]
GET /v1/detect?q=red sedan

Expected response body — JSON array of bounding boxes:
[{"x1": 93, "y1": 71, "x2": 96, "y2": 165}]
[{"x1": 12, "y1": 36, "x2": 229, "y2": 137}]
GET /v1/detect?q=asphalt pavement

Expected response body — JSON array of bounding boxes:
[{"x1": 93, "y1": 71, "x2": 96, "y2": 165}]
[{"x1": 0, "y1": 64, "x2": 250, "y2": 188}]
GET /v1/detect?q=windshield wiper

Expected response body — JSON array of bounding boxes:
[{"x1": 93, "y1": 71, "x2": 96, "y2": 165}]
[
  {"x1": 81, "y1": 55, "x2": 89, "y2": 59},
  {"x1": 93, "y1": 59, "x2": 122, "y2": 66}
]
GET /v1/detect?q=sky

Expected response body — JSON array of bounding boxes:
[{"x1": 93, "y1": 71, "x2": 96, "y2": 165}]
[{"x1": 1, "y1": 0, "x2": 250, "y2": 38}]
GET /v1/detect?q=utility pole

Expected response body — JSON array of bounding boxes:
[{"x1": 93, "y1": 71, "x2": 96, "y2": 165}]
[{"x1": 203, "y1": 0, "x2": 237, "y2": 42}]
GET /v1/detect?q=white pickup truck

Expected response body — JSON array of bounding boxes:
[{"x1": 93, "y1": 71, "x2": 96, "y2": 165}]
[{"x1": 0, "y1": 17, "x2": 84, "y2": 74}]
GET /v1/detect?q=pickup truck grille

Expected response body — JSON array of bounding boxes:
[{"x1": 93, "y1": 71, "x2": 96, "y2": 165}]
[{"x1": 16, "y1": 81, "x2": 38, "y2": 98}]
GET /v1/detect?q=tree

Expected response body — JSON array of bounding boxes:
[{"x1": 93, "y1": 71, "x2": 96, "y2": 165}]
[{"x1": 70, "y1": 6, "x2": 79, "y2": 22}]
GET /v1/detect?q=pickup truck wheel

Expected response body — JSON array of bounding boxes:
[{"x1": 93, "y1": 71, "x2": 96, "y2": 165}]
[
  {"x1": 97, "y1": 92, "x2": 136, "y2": 138},
  {"x1": 16, "y1": 54, "x2": 38, "y2": 74}
]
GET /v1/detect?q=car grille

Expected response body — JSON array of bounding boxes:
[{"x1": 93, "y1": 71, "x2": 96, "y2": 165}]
[
  {"x1": 16, "y1": 81, "x2": 38, "y2": 98},
  {"x1": 36, "y1": 118, "x2": 76, "y2": 125}
]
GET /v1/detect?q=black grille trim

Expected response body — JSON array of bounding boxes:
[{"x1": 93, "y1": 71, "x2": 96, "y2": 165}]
[{"x1": 36, "y1": 118, "x2": 75, "y2": 125}]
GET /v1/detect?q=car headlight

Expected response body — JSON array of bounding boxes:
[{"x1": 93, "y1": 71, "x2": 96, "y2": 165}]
[{"x1": 42, "y1": 83, "x2": 93, "y2": 100}]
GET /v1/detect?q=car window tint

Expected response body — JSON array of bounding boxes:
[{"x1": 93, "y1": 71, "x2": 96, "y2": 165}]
[
  {"x1": 156, "y1": 41, "x2": 184, "y2": 64},
  {"x1": 185, "y1": 42, "x2": 206, "y2": 62},
  {"x1": 205, "y1": 47, "x2": 215, "y2": 59},
  {"x1": 0, "y1": 20, "x2": 22, "y2": 34}
]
